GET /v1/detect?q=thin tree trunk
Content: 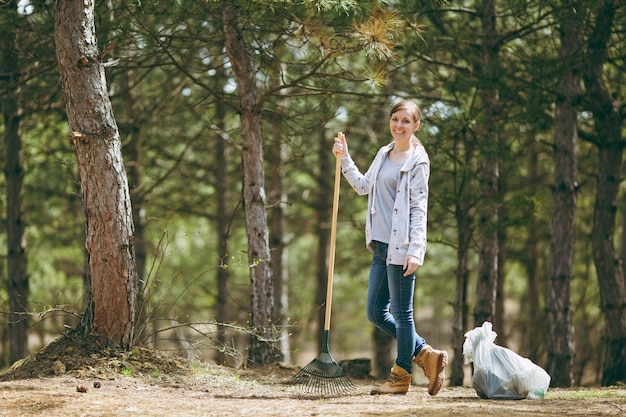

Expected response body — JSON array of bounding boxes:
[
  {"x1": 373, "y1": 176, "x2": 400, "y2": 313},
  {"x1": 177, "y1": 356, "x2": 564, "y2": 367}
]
[
  {"x1": 449, "y1": 128, "x2": 474, "y2": 387},
  {"x1": 546, "y1": 1, "x2": 584, "y2": 387},
  {"x1": 221, "y1": 0, "x2": 281, "y2": 366},
  {"x1": 314, "y1": 127, "x2": 332, "y2": 352},
  {"x1": 266, "y1": 56, "x2": 290, "y2": 362},
  {"x1": 214, "y1": 78, "x2": 233, "y2": 366},
  {"x1": 621, "y1": 192, "x2": 626, "y2": 283},
  {"x1": 474, "y1": 0, "x2": 499, "y2": 327},
  {"x1": 372, "y1": 327, "x2": 393, "y2": 378},
  {"x1": 495, "y1": 185, "x2": 507, "y2": 346},
  {"x1": 582, "y1": 0, "x2": 626, "y2": 386},
  {"x1": 54, "y1": 0, "x2": 138, "y2": 348},
  {"x1": 0, "y1": 323, "x2": 7, "y2": 367},
  {"x1": 522, "y1": 149, "x2": 543, "y2": 361},
  {"x1": 2, "y1": 0, "x2": 29, "y2": 364},
  {"x1": 450, "y1": 212, "x2": 471, "y2": 387},
  {"x1": 268, "y1": 124, "x2": 290, "y2": 363}
]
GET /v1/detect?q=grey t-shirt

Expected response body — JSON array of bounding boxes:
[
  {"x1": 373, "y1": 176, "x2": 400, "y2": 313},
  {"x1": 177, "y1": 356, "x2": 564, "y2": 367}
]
[{"x1": 371, "y1": 157, "x2": 404, "y2": 244}]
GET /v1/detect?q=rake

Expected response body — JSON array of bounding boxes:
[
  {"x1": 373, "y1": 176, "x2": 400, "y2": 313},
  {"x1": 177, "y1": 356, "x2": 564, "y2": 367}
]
[{"x1": 292, "y1": 153, "x2": 355, "y2": 396}]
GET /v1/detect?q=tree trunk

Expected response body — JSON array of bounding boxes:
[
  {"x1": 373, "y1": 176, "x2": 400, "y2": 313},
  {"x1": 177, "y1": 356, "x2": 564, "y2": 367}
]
[
  {"x1": 521, "y1": 149, "x2": 543, "y2": 361},
  {"x1": 268, "y1": 122, "x2": 290, "y2": 363},
  {"x1": 2, "y1": 0, "x2": 29, "y2": 364},
  {"x1": 0, "y1": 324, "x2": 7, "y2": 368},
  {"x1": 495, "y1": 188, "x2": 507, "y2": 346},
  {"x1": 450, "y1": 208, "x2": 471, "y2": 386},
  {"x1": 474, "y1": 0, "x2": 499, "y2": 327},
  {"x1": 449, "y1": 128, "x2": 475, "y2": 387},
  {"x1": 221, "y1": 0, "x2": 281, "y2": 366},
  {"x1": 546, "y1": 1, "x2": 584, "y2": 387},
  {"x1": 372, "y1": 327, "x2": 393, "y2": 378},
  {"x1": 214, "y1": 73, "x2": 233, "y2": 366},
  {"x1": 314, "y1": 128, "x2": 332, "y2": 352},
  {"x1": 582, "y1": 0, "x2": 626, "y2": 386},
  {"x1": 621, "y1": 192, "x2": 626, "y2": 283},
  {"x1": 54, "y1": 0, "x2": 138, "y2": 349}
]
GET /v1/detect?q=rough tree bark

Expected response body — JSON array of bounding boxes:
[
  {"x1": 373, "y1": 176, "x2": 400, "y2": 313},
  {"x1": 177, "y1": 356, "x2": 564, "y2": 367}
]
[
  {"x1": 221, "y1": 0, "x2": 282, "y2": 366},
  {"x1": 2, "y1": 0, "x2": 29, "y2": 364},
  {"x1": 54, "y1": 0, "x2": 138, "y2": 348},
  {"x1": 581, "y1": 0, "x2": 626, "y2": 386},
  {"x1": 546, "y1": 1, "x2": 584, "y2": 387}
]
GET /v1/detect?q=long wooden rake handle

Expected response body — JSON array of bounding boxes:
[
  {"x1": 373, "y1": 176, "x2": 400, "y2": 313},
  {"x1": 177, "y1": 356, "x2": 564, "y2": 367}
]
[
  {"x1": 291, "y1": 151, "x2": 355, "y2": 396},
  {"x1": 324, "y1": 155, "x2": 341, "y2": 332}
]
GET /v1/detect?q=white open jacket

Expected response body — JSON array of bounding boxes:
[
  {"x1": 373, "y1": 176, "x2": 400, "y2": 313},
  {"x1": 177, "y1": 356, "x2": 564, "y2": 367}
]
[{"x1": 340, "y1": 141, "x2": 430, "y2": 266}]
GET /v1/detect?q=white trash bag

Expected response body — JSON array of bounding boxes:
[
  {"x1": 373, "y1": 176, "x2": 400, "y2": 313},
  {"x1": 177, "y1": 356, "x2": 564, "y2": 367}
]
[{"x1": 463, "y1": 321, "x2": 551, "y2": 400}]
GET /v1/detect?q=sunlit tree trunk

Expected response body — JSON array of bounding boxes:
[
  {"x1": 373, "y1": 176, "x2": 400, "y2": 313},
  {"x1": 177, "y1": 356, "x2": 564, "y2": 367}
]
[
  {"x1": 582, "y1": 0, "x2": 626, "y2": 386},
  {"x1": 2, "y1": 0, "x2": 29, "y2": 364},
  {"x1": 222, "y1": 0, "x2": 281, "y2": 366},
  {"x1": 474, "y1": 0, "x2": 499, "y2": 327},
  {"x1": 546, "y1": 1, "x2": 584, "y2": 388},
  {"x1": 54, "y1": 0, "x2": 138, "y2": 348}
]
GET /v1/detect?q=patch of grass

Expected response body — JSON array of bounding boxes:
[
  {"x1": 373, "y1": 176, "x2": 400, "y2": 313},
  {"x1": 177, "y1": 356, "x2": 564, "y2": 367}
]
[{"x1": 548, "y1": 387, "x2": 626, "y2": 400}]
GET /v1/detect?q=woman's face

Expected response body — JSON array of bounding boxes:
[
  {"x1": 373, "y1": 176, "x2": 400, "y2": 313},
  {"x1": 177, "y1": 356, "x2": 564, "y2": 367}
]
[{"x1": 389, "y1": 109, "x2": 420, "y2": 142}]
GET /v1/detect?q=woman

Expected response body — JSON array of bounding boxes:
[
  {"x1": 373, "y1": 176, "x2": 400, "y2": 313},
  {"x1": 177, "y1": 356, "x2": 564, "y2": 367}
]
[{"x1": 332, "y1": 100, "x2": 447, "y2": 395}]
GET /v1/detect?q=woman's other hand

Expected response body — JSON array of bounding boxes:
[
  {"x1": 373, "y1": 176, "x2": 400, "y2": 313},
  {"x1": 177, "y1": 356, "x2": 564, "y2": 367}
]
[{"x1": 403, "y1": 255, "x2": 419, "y2": 277}]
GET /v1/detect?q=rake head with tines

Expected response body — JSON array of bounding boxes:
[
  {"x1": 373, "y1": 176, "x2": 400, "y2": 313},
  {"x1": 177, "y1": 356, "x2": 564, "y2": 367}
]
[{"x1": 291, "y1": 331, "x2": 355, "y2": 396}]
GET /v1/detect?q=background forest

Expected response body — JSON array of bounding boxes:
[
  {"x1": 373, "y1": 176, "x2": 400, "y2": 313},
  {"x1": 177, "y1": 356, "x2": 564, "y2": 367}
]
[{"x1": 1, "y1": 0, "x2": 625, "y2": 390}]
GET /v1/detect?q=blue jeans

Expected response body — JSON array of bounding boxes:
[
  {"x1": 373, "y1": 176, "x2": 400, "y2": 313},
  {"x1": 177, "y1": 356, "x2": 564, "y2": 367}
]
[{"x1": 367, "y1": 241, "x2": 426, "y2": 374}]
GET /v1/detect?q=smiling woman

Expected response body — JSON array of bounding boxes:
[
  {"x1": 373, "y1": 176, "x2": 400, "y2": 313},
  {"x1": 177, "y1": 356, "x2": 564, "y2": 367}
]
[
  {"x1": 332, "y1": 100, "x2": 447, "y2": 396},
  {"x1": 387, "y1": 105, "x2": 421, "y2": 163}
]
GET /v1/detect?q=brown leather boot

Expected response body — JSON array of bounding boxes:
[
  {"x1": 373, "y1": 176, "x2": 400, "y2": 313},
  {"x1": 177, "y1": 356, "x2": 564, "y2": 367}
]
[
  {"x1": 370, "y1": 365, "x2": 411, "y2": 395},
  {"x1": 413, "y1": 344, "x2": 448, "y2": 396}
]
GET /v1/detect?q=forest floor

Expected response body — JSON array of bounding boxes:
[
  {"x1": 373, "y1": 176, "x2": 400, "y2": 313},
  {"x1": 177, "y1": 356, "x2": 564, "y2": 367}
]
[{"x1": 1, "y1": 332, "x2": 625, "y2": 416}]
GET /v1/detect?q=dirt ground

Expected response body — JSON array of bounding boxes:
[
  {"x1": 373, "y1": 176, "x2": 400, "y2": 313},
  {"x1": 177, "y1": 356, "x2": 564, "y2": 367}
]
[{"x1": 1, "y1": 332, "x2": 625, "y2": 417}]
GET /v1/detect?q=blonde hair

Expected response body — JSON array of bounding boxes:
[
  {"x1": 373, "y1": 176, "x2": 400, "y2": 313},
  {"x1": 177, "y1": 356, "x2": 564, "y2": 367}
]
[{"x1": 390, "y1": 100, "x2": 423, "y2": 147}]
